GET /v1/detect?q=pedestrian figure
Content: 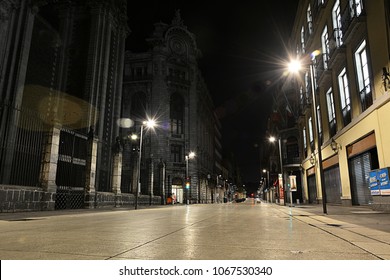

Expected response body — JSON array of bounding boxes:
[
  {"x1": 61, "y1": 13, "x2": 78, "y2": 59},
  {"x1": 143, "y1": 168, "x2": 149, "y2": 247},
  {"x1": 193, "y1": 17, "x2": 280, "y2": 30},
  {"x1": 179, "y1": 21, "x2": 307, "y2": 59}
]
[{"x1": 172, "y1": 193, "x2": 176, "y2": 204}]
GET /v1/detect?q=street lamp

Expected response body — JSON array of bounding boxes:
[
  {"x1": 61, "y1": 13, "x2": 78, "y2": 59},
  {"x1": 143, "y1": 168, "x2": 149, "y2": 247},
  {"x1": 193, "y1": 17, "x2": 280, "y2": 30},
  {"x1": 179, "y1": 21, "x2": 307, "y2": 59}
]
[
  {"x1": 269, "y1": 136, "x2": 285, "y2": 205},
  {"x1": 288, "y1": 52, "x2": 327, "y2": 214},
  {"x1": 262, "y1": 169, "x2": 269, "y2": 201},
  {"x1": 133, "y1": 118, "x2": 156, "y2": 210},
  {"x1": 185, "y1": 151, "x2": 195, "y2": 205}
]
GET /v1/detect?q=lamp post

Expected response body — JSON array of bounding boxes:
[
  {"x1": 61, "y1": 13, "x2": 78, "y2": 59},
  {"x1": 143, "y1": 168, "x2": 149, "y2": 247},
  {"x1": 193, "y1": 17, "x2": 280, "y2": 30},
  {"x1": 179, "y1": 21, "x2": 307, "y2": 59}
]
[
  {"x1": 133, "y1": 118, "x2": 156, "y2": 210},
  {"x1": 262, "y1": 169, "x2": 269, "y2": 201},
  {"x1": 185, "y1": 151, "x2": 195, "y2": 205},
  {"x1": 269, "y1": 136, "x2": 285, "y2": 205},
  {"x1": 206, "y1": 174, "x2": 211, "y2": 204},
  {"x1": 288, "y1": 54, "x2": 327, "y2": 214}
]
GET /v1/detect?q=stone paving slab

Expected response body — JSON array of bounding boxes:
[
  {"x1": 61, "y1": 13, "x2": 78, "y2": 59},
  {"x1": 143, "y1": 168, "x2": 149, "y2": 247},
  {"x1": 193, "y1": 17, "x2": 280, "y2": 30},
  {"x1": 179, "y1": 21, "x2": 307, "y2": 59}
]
[{"x1": 0, "y1": 202, "x2": 389, "y2": 260}]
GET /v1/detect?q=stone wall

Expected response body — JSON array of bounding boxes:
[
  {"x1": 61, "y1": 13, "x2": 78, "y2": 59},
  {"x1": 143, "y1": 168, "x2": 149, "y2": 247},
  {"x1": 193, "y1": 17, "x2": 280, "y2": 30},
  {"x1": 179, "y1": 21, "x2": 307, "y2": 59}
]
[
  {"x1": 372, "y1": 196, "x2": 390, "y2": 213},
  {"x1": 0, "y1": 185, "x2": 163, "y2": 212},
  {"x1": 0, "y1": 185, "x2": 55, "y2": 212}
]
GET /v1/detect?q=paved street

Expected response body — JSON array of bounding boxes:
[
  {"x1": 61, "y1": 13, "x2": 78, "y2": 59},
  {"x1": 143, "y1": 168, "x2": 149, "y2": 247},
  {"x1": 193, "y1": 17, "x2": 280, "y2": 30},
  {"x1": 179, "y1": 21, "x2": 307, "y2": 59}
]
[{"x1": 0, "y1": 200, "x2": 390, "y2": 260}]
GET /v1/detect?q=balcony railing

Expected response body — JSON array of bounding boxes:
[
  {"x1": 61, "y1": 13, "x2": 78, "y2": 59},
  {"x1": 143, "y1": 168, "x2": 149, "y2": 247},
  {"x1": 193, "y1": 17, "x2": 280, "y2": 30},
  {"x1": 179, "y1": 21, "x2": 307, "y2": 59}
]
[
  {"x1": 329, "y1": 120, "x2": 337, "y2": 138},
  {"x1": 166, "y1": 75, "x2": 191, "y2": 86},
  {"x1": 341, "y1": 0, "x2": 366, "y2": 41},
  {"x1": 312, "y1": 0, "x2": 328, "y2": 23},
  {"x1": 299, "y1": 95, "x2": 312, "y2": 115},
  {"x1": 341, "y1": 106, "x2": 352, "y2": 126},
  {"x1": 360, "y1": 85, "x2": 373, "y2": 112},
  {"x1": 125, "y1": 74, "x2": 153, "y2": 82},
  {"x1": 282, "y1": 156, "x2": 301, "y2": 166},
  {"x1": 315, "y1": 53, "x2": 331, "y2": 87},
  {"x1": 328, "y1": 28, "x2": 346, "y2": 69}
]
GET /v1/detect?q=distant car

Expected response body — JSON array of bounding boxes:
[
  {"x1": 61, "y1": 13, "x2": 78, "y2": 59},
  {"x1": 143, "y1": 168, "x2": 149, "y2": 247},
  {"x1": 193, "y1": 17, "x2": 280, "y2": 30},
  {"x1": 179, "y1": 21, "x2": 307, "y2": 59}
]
[{"x1": 235, "y1": 198, "x2": 246, "y2": 203}]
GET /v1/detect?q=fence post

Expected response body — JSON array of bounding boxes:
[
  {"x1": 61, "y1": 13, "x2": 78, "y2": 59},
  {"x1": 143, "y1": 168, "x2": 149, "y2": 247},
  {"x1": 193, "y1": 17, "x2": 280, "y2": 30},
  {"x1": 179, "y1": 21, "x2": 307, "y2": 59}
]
[
  {"x1": 84, "y1": 129, "x2": 98, "y2": 208},
  {"x1": 39, "y1": 124, "x2": 61, "y2": 210},
  {"x1": 112, "y1": 139, "x2": 123, "y2": 207}
]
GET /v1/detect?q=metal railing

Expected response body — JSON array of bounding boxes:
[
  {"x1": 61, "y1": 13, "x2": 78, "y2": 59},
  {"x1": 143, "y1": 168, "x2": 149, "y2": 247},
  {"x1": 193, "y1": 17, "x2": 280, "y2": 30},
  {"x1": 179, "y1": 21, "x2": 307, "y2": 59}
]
[
  {"x1": 360, "y1": 85, "x2": 373, "y2": 112},
  {"x1": 341, "y1": 0, "x2": 365, "y2": 37},
  {"x1": 0, "y1": 102, "x2": 46, "y2": 187}
]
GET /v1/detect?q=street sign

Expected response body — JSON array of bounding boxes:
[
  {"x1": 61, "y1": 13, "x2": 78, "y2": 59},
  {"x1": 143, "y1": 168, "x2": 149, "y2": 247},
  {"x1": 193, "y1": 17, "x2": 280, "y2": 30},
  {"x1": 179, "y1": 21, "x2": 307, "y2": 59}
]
[
  {"x1": 289, "y1": 175, "x2": 297, "y2": 192},
  {"x1": 278, "y1": 174, "x2": 284, "y2": 199},
  {"x1": 369, "y1": 167, "x2": 390, "y2": 195}
]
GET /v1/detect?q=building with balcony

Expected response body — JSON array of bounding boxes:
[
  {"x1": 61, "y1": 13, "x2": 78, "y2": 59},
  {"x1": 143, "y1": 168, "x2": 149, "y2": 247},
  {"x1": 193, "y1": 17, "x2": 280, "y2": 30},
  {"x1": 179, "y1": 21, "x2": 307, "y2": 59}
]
[
  {"x1": 290, "y1": 0, "x2": 390, "y2": 211},
  {"x1": 121, "y1": 11, "x2": 223, "y2": 205},
  {"x1": 263, "y1": 80, "x2": 303, "y2": 205}
]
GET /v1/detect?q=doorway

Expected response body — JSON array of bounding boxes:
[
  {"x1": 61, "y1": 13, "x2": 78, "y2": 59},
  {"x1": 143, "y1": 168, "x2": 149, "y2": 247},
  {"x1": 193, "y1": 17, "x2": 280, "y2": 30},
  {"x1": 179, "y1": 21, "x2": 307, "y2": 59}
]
[{"x1": 172, "y1": 185, "x2": 184, "y2": 204}]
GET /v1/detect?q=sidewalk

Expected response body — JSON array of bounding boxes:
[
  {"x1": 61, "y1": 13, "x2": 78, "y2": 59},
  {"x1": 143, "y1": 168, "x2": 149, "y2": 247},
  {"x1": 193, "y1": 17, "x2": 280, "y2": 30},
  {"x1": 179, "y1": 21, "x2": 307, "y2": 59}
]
[
  {"x1": 285, "y1": 203, "x2": 390, "y2": 233},
  {"x1": 272, "y1": 203, "x2": 390, "y2": 260}
]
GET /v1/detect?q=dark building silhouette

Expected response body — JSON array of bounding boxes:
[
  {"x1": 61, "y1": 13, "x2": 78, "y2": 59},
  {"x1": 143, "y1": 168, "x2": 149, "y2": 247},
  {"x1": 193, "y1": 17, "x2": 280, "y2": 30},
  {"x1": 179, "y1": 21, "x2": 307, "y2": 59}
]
[
  {"x1": 0, "y1": 3, "x2": 226, "y2": 211},
  {"x1": 121, "y1": 11, "x2": 223, "y2": 204},
  {"x1": 0, "y1": 0, "x2": 128, "y2": 210}
]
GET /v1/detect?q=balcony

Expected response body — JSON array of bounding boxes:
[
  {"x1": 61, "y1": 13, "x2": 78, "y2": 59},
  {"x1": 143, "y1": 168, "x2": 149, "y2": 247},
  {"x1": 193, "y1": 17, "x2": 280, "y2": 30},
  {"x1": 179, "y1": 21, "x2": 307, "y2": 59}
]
[
  {"x1": 124, "y1": 74, "x2": 153, "y2": 83},
  {"x1": 341, "y1": 106, "x2": 352, "y2": 126},
  {"x1": 166, "y1": 75, "x2": 191, "y2": 87},
  {"x1": 312, "y1": 0, "x2": 328, "y2": 25},
  {"x1": 282, "y1": 156, "x2": 301, "y2": 168},
  {"x1": 340, "y1": 0, "x2": 366, "y2": 45},
  {"x1": 359, "y1": 85, "x2": 373, "y2": 112},
  {"x1": 299, "y1": 95, "x2": 312, "y2": 116},
  {"x1": 315, "y1": 53, "x2": 332, "y2": 88},
  {"x1": 304, "y1": 21, "x2": 314, "y2": 47},
  {"x1": 166, "y1": 161, "x2": 186, "y2": 172},
  {"x1": 328, "y1": 28, "x2": 346, "y2": 70}
]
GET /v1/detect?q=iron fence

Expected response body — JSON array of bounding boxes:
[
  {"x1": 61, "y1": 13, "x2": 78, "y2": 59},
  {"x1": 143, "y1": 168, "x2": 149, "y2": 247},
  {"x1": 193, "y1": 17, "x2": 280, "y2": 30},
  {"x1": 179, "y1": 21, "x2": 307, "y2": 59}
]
[{"x1": 0, "y1": 102, "x2": 46, "y2": 187}]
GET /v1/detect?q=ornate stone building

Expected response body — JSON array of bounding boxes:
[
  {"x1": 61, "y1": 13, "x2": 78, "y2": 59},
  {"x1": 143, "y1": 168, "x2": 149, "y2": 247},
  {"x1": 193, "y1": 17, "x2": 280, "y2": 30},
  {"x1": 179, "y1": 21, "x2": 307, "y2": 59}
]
[
  {"x1": 0, "y1": 0, "x2": 128, "y2": 211},
  {"x1": 121, "y1": 11, "x2": 221, "y2": 204},
  {"x1": 289, "y1": 0, "x2": 390, "y2": 211}
]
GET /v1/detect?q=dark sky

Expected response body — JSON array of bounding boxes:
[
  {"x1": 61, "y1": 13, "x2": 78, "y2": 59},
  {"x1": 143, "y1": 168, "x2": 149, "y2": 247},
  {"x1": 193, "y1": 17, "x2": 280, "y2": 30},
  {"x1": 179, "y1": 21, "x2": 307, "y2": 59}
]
[{"x1": 126, "y1": 1, "x2": 299, "y2": 184}]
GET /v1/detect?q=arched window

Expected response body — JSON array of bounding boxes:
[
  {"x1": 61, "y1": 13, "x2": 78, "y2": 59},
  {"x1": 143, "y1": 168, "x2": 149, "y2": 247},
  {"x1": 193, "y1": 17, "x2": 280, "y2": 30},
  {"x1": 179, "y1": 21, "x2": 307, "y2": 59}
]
[{"x1": 170, "y1": 93, "x2": 184, "y2": 135}]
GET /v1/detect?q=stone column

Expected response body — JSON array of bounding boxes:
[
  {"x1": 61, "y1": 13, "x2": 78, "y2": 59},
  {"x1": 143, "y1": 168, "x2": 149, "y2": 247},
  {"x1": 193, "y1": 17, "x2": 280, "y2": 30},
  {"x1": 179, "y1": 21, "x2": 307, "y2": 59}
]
[
  {"x1": 112, "y1": 152, "x2": 122, "y2": 194},
  {"x1": 159, "y1": 160, "x2": 166, "y2": 205},
  {"x1": 39, "y1": 125, "x2": 61, "y2": 210},
  {"x1": 84, "y1": 130, "x2": 98, "y2": 208},
  {"x1": 149, "y1": 158, "x2": 154, "y2": 205},
  {"x1": 112, "y1": 143, "x2": 123, "y2": 207}
]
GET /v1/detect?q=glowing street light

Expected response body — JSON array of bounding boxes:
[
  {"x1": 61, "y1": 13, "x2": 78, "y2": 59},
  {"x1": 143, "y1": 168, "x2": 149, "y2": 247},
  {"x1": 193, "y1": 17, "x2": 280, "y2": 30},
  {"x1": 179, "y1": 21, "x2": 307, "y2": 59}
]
[
  {"x1": 262, "y1": 169, "x2": 269, "y2": 188},
  {"x1": 134, "y1": 118, "x2": 156, "y2": 210},
  {"x1": 288, "y1": 59, "x2": 302, "y2": 73},
  {"x1": 287, "y1": 52, "x2": 327, "y2": 214},
  {"x1": 269, "y1": 136, "x2": 284, "y2": 205},
  {"x1": 185, "y1": 151, "x2": 195, "y2": 205}
]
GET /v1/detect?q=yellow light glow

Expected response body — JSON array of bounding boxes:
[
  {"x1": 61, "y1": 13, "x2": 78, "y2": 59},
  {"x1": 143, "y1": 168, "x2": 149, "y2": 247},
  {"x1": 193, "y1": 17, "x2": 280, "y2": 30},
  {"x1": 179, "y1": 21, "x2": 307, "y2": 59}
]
[
  {"x1": 288, "y1": 59, "x2": 302, "y2": 73},
  {"x1": 143, "y1": 119, "x2": 156, "y2": 128},
  {"x1": 311, "y1": 49, "x2": 321, "y2": 59},
  {"x1": 269, "y1": 136, "x2": 276, "y2": 143}
]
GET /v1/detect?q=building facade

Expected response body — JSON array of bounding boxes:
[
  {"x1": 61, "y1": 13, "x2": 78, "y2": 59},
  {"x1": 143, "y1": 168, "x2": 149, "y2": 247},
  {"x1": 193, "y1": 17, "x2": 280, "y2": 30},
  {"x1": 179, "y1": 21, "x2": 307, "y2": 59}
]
[
  {"x1": 262, "y1": 81, "x2": 303, "y2": 205},
  {"x1": 290, "y1": 0, "x2": 390, "y2": 211},
  {"x1": 121, "y1": 11, "x2": 222, "y2": 205},
  {"x1": 0, "y1": 0, "x2": 128, "y2": 211}
]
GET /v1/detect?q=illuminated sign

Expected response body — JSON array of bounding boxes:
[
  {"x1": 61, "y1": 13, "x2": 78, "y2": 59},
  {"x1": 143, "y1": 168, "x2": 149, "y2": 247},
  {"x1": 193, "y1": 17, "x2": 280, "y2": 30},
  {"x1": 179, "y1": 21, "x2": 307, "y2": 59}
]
[
  {"x1": 369, "y1": 168, "x2": 390, "y2": 196},
  {"x1": 289, "y1": 175, "x2": 297, "y2": 192}
]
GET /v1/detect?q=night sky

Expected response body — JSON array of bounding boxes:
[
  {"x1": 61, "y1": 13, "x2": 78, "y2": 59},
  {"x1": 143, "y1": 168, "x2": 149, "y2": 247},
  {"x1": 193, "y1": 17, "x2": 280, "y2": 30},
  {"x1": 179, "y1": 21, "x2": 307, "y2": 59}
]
[{"x1": 126, "y1": 1, "x2": 300, "y2": 186}]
